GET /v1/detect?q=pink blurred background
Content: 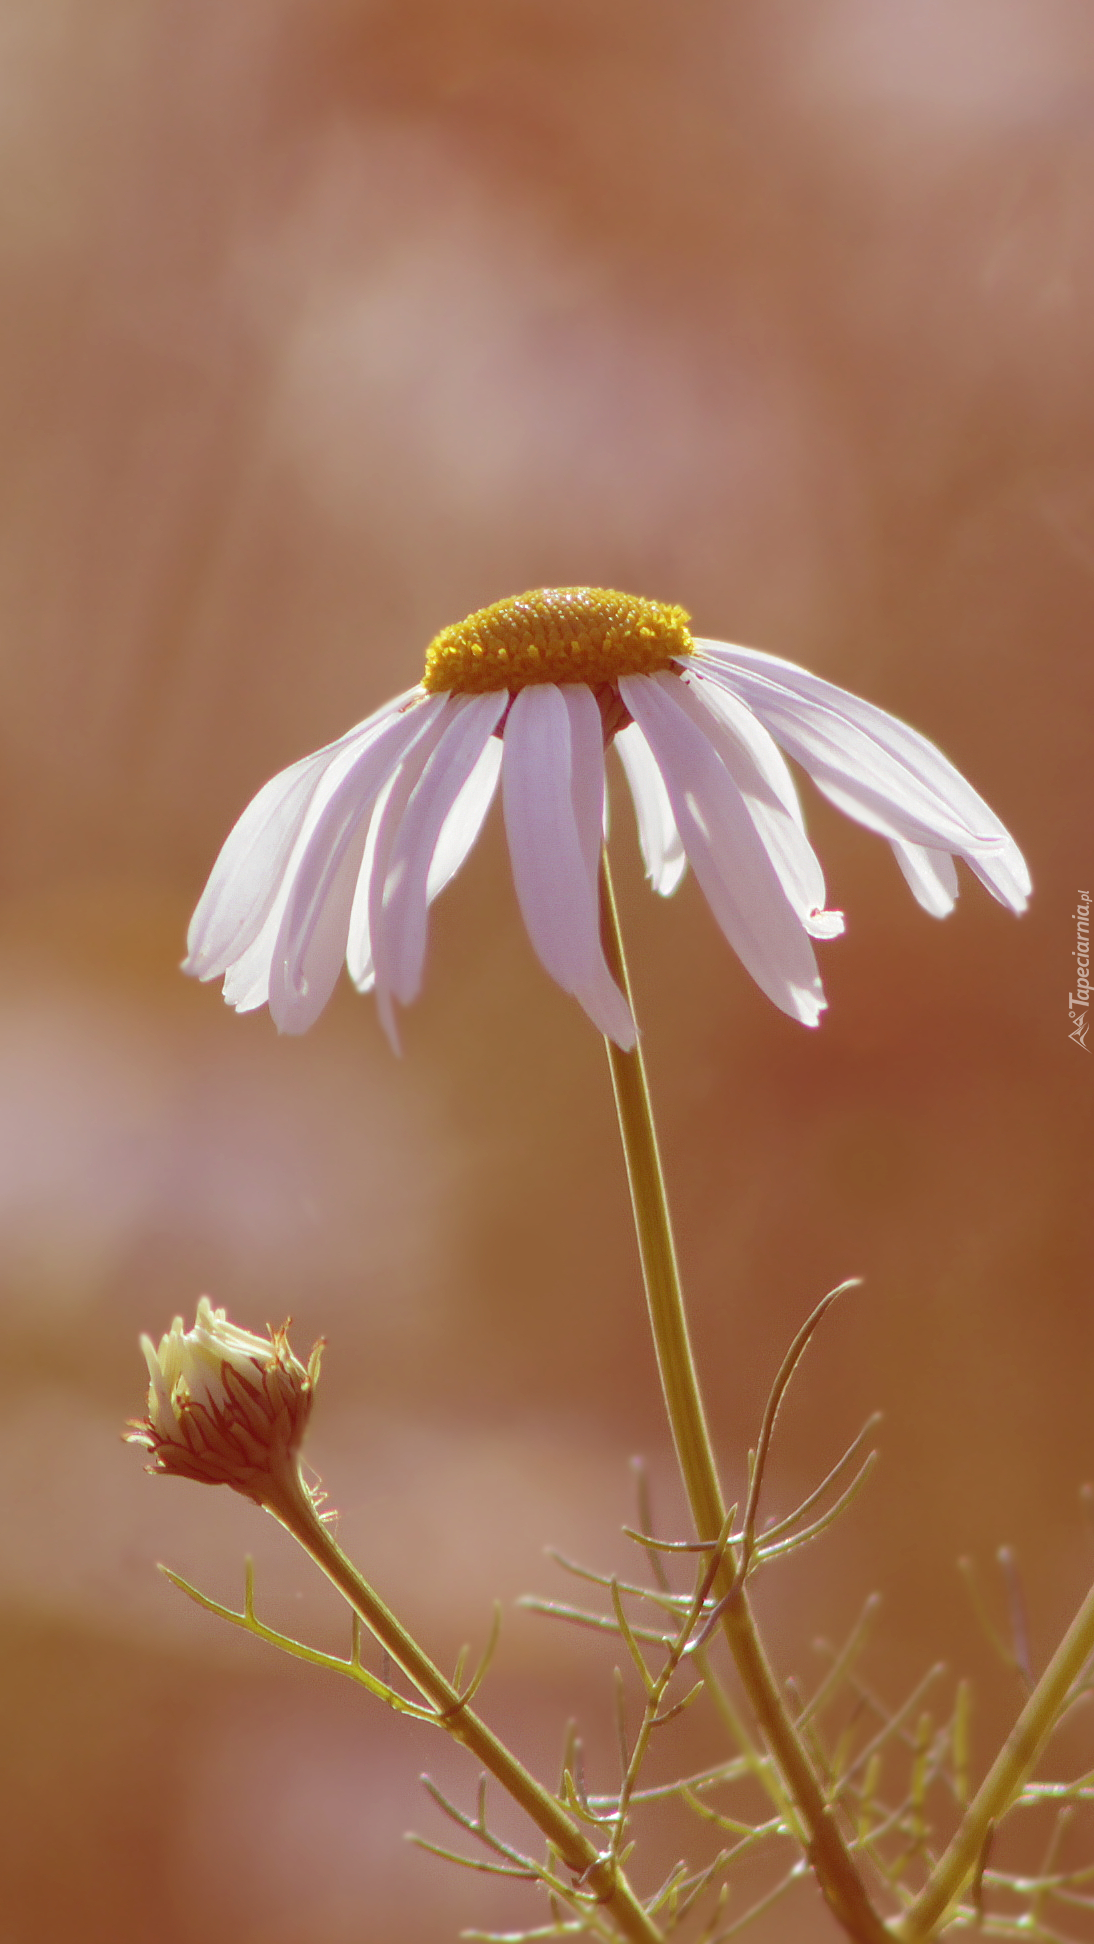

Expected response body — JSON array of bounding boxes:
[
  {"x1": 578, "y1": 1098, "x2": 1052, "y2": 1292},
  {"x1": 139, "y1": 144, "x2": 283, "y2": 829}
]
[{"x1": 1, "y1": 2, "x2": 1092, "y2": 1938}]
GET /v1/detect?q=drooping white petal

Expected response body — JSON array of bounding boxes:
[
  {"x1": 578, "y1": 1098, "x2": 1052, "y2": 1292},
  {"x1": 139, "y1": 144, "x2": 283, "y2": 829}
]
[
  {"x1": 267, "y1": 697, "x2": 449, "y2": 1033},
  {"x1": 345, "y1": 773, "x2": 399, "y2": 995},
  {"x1": 185, "y1": 754, "x2": 331, "y2": 981},
  {"x1": 222, "y1": 900, "x2": 292, "y2": 1011},
  {"x1": 681, "y1": 670, "x2": 806, "y2": 827},
  {"x1": 674, "y1": 671, "x2": 844, "y2": 940},
  {"x1": 502, "y1": 684, "x2": 635, "y2": 1048},
  {"x1": 620, "y1": 674, "x2": 828, "y2": 1027},
  {"x1": 351, "y1": 730, "x2": 505, "y2": 995},
  {"x1": 372, "y1": 691, "x2": 507, "y2": 1016},
  {"x1": 185, "y1": 687, "x2": 423, "y2": 979},
  {"x1": 274, "y1": 834, "x2": 379, "y2": 1035},
  {"x1": 359, "y1": 705, "x2": 465, "y2": 1050},
  {"x1": 349, "y1": 730, "x2": 503, "y2": 994},
  {"x1": 562, "y1": 687, "x2": 605, "y2": 885},
  {"x1": 561, "y1": 685, "x2": 640, "y2": 1044},
  {"x1": 427, "y1": 734, "x2": 503, "y2": 902},
  {"x1": 890, "y1": 839, "x2": 960, "y2": 917},
  {"x1": 615, "y1": 722, "x2": 687, "y2": 895},
  {"x1": 965, "y1": 844, "x2": 1034, "y2": 912},
  {"x1": 690, "y1": 641, "x2": 1031, "y2": 911}
]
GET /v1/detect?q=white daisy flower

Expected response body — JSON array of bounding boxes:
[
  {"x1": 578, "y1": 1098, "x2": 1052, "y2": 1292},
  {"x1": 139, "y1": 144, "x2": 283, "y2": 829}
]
[{"x1": 184, "y1": 588, "x2": 1029, "y2": 1050}]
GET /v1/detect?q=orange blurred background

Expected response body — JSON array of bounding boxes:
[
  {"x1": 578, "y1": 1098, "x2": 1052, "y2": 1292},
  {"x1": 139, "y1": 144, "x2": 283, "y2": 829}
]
[{"x1": 1, "y1": 3, "x2": 1092, "y2": 1939}]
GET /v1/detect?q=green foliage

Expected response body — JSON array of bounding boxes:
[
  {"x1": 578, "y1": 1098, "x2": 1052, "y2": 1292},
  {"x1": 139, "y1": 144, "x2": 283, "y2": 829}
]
[{"x1": 163, "y1": 1344, "x2": 1094, "y2": 1942}]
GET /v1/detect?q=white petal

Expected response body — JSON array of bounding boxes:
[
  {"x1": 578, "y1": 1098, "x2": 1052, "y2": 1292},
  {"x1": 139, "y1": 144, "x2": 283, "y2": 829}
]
[
  {"x1": 559, "y1": 685, "x2": 638, "y2": 1044},
  {"x1": 267, "y1": 697, "x2": 449, "y2": 1034},
  {"x1": 673, "y1": 671, "x2": 844, "y2": 939},
  {"x1": 375, "y1": 692, "x2": 507, "y2": 1011},
  {"x1": 681, "y1": 670, "x2": 806, "y2": 826},
  {"x1": 427, "y1": 733, "x2": 503, "y2": 902},
  {"x1": 965, "y1": 844, "x2": 1033, "y2": 911},
  {"x1": 350, "y1": 733, "x2": 504, "y2": 994},
  {"x1": 890, "y1": 840, "x2": 960, "y2": 917},
  {"x1": 501, "y1": 684, "x2": 635, "y2": 1047},
  {"x1": 561, "y1": 688, "x2": 604, "y2": 882},
  {"x1": 614, "y1": 722, "x2": 687, "y2": 895},
  {"x1": 185, "y1": 687, "x2": 422, "y2": 979},
  {"x1": 620, "y1": 674, "x2": 829, "y2": 1027},
  {"x1": 185, "y1": 753, "x2": 330, "y2": 980},
  {"x1": 360, "y1": 705, "x2": 462, "y2": 1050},
  {"x1": 222, "y1": 902, "x2": 290, "y2": 1011},
  {"x1": 345, "y1": 773, "x2": 398, "y2": 995},
  {"x1": 690, "y1": 641, "x2": 1031, "y2": 911}
]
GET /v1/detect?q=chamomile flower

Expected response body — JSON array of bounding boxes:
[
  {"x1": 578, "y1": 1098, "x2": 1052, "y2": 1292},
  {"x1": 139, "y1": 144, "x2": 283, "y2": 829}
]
[{"x1": 184, "y1": 588, "x2": 1029, "y2": 1048}]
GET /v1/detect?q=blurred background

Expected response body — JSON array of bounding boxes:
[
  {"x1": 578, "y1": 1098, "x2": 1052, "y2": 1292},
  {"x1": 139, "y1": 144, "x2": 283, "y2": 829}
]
[{"x1": 0, "y1": 1, "x2": 1092, "y2": 1938}]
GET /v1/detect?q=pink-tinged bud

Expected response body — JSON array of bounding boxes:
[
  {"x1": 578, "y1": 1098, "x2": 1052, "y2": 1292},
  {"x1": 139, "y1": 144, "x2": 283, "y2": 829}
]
[{"x1": 128, "y1": 1298, "x2": 323, "y2": 1506}]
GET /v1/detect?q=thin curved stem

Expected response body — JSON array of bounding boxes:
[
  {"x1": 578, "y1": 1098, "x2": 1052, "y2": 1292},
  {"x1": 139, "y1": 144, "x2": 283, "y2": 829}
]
[
  {"x1": 598, "y1": 852, "x2": 890, "y2": 1944},
  {"x1": 264, "y1": 1469, "x2": 663, "y2": 1944}
]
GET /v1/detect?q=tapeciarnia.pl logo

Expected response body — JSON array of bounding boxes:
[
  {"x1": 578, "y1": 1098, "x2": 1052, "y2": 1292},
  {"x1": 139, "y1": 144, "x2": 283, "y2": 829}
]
[{"x1": 1069, "y1": 889, "x2": 1091, "y2": 1051}]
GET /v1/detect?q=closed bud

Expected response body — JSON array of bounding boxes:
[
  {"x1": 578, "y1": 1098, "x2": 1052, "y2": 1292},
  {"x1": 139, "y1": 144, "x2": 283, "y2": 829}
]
[{"x1": 128, "y1": 1297, "x2": 322, "y2": 1508}]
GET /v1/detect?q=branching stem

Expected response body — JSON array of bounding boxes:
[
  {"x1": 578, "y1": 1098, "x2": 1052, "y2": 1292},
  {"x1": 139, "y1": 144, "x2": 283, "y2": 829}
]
[
  {"x1": 262, "y1": 1469, "x2": 663, "y2": 1944},
  {"x1": 893, "y1": 1573, "x2": 1094, "y2": 1939},
  {"x1": 598, "y1": 852, "x2": 889, "y2": 1944}
]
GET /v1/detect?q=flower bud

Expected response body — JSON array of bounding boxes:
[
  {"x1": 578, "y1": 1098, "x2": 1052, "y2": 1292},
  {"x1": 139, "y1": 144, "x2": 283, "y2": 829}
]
[{"x1": 128, "y1": 1297, "x2": 322, "y2": 1506}]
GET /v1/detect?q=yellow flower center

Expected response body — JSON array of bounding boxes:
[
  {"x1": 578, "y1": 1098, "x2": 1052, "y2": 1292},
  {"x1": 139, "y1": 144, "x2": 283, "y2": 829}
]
[{"x1": 422, "y1": 587, "x2": 693, "y2": 694}]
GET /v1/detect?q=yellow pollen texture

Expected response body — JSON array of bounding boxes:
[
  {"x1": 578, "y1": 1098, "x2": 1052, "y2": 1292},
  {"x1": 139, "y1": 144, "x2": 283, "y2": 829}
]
[{"x1": 421, "y1": 588, "x2": 694, "y2": 694}]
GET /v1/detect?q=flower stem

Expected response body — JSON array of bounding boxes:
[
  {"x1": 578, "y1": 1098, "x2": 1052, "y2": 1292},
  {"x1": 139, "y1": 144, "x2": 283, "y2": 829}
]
[
  {"x1": 893, "y1": 1572, "x2": 1094, "y2": 1940},
  {"x1": 263, "y1": 1470, "x2": 663, "y2": 1944},
  {"x1": 598, "y1": 853, "x2": 890, "y2": 1944}
]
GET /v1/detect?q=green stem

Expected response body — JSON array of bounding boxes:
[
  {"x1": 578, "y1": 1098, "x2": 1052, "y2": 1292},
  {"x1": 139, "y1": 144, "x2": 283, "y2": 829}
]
[
  {"x1": 599, "y1": 853, "x2": 890, "y2": 1944},
  {"x1": 894, "y1": 1574, "x2": 1094, "y2": 1940},
  {"x1": 263, "y1": 1468, "x2": 663, "y2": 1944}
]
